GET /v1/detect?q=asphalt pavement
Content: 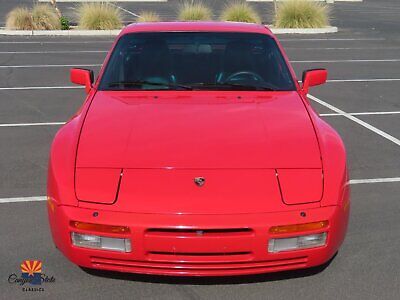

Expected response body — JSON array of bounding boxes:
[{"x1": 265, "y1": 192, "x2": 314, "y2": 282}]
[{"x1": 1, "y1": 1, "x2": 400, "y2": 299}]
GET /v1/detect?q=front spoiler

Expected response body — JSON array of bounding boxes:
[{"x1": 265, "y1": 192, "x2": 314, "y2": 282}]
[{"x1": 48, "y1": 203, "x2": 349, "y2": 276}]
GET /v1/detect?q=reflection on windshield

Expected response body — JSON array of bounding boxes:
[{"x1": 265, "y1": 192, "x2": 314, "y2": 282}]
[{"x1": 100, "y1": 32, "x2": 295, "y2": 91}]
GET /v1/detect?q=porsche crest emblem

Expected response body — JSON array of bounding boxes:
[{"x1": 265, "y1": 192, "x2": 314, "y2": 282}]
[{"x1": 194, "y1": 177, "x2": 205, "y2": 187}]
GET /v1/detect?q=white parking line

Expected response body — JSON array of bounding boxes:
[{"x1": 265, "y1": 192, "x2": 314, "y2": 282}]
[
  {"x1": 109, "y1": 2, "x2": 140, "y2": 18},
  {"x1": 320, "y1": 111, "x2": 400, "y2": 117},
  {"x1": 292, "y1": 59, "x2": 400, "y2": 63},
  {"x1": 280, "y1": 38, "x2": 386, "y2": 42},
  {"x1": 349, "y1": 178, "x2": 400, "y2": 185},
  {"x1": 0, "y1": 86, "x2": 82, "y2": 91},
  {"x1": 0, "y1": 122, "x2": 65, "y2": 127},
  {"x1": 286, "y1": 47, "x2": 400, "y2": 50},
  {"x1": 0, "y1": 41, "x2": 112, "y2": 44},
  {"x1": 0, "y1": 196, "x2": 46, "y2": 204},
  {"x1": 38, "y1": 0, "x2": 167, "y2": 1},
  {"x1": 0, "y1": 64, "x2": 101, "y2": 69},
  {"x1": 327, "y1": 78, "x2": 400, "y2": 83},
  {"x1": 0, "y1": 50, "x2": 108, "y2": 54},
  {"x1": 308, "y1": 94, "x2": 400, "y2": 147}
]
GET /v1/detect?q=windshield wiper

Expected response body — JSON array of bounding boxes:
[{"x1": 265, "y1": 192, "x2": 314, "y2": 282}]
[
  {"x1": 220, "y1": 83, "x2": 276, "y2": 91},
  {"x1": 108, "y1": 81, "x2": 193, "y2": 90},
  {"x1": 192, "y1": 82, "x2": 277, "y2": 91}
]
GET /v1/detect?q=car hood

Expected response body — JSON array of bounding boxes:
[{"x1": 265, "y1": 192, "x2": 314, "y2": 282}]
[{"x1": 76, "y1": 91, "x2": 321, "y2": 169}]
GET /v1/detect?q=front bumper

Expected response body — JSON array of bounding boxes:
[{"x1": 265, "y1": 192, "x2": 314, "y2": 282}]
[{"x1": 48, "y1": 203, "x2": 349, "y2": 276}]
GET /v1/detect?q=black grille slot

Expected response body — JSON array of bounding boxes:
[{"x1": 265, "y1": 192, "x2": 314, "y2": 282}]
[
  {"x1": 146, "y1": 228, "x2": 253, "y2": 236},
  {"x1": 148, "y1": 251, "x2": 251, "y2": 256}
]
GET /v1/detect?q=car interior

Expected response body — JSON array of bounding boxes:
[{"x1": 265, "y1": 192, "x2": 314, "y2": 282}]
[{"x1": 100, "y1": 32, "x2": 295, "y2": 91}]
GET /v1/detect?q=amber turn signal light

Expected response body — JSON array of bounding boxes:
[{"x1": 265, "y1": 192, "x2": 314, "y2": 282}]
[
  {"x1": 47, "y1": 196, "x2": 55, "y2": 212},
  {"x1": 269, "y1": 221, "x2": 329, "y2": 234},
  {"x1": 70, "y1": 221, "x2": 130, "y2": 234}
]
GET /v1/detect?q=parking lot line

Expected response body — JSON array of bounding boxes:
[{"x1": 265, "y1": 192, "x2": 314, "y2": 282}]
[
  {"x1": 320, "y1": 111, "x2": 400, "y2": 117},
  {"x1": 292, "y1": 59, "x2": 400, "y2": 63},
  {"x1": 280, "y1": 38, "x2": 386, "y2": 41},
  {"x1": 349, "y1": 177, "x2": 400, "y2": 184},
  {"x1": 308, "y1": 94, "x2": 400, "y2": 147},
  {"x1": 286, "y1": 47, "x2": 400, "y2": 50},
  {"x1": 0, "y1": 50, "x2": 108, "y2": 54},
  {"x1": 0, "y1": 64, "x2": 101, "y2": 68},
  {"x1": 109, "y1": 2, "x2": 140, "y2": 18},
  {"x1": 0, "y1": 86, "x2": 82, "y2": 90},
  {"x1": 0, "y1": 41, "x2": 113, "y2": 44},
  {"x1": 327, "y1": 78, "x2": 400, "y2": 82},
  {"x1": 0, "y1": 122, "x2": 65, "y2": 127},
  {"x1": 0, "y1": 196, "x2": 46, "y2": 204}
]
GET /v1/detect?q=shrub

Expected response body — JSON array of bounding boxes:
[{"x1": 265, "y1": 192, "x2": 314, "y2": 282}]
[
  {"x1": 32, "y1": 4, "x2": 61, "y2": 30},
  {"x1": 6, "y1": 7, "x2": 33, "y2": 30},
  {"x1": 178, "y1": 1, "x2": 212, "y2": 21},
  {"x1": 60, "y1": 16, "x2": 70, "y2": 30},
  {"x1": 220, "y1": 2, "x2": 261, "y2": 24},
  {"x1": 138, "y1": 11, "x2": 161, "y2": 22},
  {"x1": 77, "y1": 2, "x2": 122, "y2": 30},
  {"x1": 275, "y1": 0, "x2": 329, "y2": 28}
]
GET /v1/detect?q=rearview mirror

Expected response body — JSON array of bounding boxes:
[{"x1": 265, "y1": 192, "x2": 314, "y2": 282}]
[
  {"x1": 70, "y1": 68, "x2": 94, "y2": 94},
  {"x1": 302, "y1": 69, "x2": 327, "y2": 94}
]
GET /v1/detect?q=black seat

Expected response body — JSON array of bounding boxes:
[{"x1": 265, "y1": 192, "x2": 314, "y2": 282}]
[{"x1": 129, "y1": 39, "x2": 175, "y2": 84}]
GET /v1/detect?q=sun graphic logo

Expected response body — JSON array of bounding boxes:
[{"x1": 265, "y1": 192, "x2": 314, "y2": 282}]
[{"x1": 20, "y1": 260, "x2": 42, "y2": 285}]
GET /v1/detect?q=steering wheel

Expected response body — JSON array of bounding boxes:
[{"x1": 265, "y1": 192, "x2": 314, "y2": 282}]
[{"x1": 224, "y1": 71, "x2": 264, "y2": 84}]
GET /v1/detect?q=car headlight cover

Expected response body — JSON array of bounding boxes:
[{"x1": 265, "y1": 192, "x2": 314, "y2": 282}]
[
  {"x1": 71, "y1": 232, "x2": 132, "y2": 252},
  {"x1": 268, "y1": 232, "x2": 327, "y2": 253}
]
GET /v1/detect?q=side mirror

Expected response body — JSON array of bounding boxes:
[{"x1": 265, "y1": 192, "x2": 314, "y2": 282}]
[
  {"x1": 302, "y1": 69, "x2": 327, "y2": 94},
  {"x1": 70, "y1": 68, "x2": 94, "y2": 94}
]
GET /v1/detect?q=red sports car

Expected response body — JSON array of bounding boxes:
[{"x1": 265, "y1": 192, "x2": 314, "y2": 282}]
[{"x1": 47, "y1": 22, "x2": 350, "y2": 276}]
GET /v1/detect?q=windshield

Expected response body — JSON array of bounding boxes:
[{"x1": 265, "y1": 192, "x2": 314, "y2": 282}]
[{"x1": 99, "y1": 32, "x2": 296, "y2": 91}]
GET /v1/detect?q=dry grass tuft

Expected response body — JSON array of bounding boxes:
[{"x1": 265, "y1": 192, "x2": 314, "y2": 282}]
[
  {"x1": 32, "y1": 4, "x2": 61, "y2": 30},
  {"x1": 6, "y1": 7, "x2": 33, "y2": 30},
  {"x1": 138, "y1": 11, "x2": 161, "y2": 22},
  {"x1": 220, "y1": 1, "x2": 261, "y2": 24},
  {"x1": 77, "y1": 2, "x2": 122, "y2": 30},
  {"x1": 178, "y1": 1, "x2": 212, "y2": 21},
  {"x1": 275, "y1": 0, "x2": 329, "y2": 29}
]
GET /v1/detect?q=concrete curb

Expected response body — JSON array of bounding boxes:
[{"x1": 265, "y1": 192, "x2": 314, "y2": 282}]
[
  {"x1": 0, "y1": 26, "x2": 338, "y2": 36},
  {"x1": 0, "y1": 29, "x2": 121, "y2": 36},
  {"x1": 271, "y1": 26, "x2": 338, "y2": 34}
]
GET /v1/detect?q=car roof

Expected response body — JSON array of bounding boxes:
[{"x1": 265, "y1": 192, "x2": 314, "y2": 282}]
[{"x1": 121, "y1": 21, "x2": 273, "y2": 36}]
